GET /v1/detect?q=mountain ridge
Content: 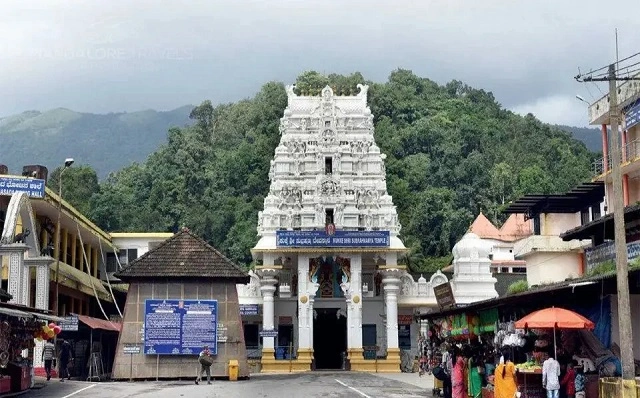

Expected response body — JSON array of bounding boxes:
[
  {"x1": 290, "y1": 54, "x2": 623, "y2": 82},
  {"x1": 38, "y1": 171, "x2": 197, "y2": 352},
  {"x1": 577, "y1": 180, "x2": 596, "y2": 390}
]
[{"x1": 0, "y1": 105, "x2": 599, "y2": 179}]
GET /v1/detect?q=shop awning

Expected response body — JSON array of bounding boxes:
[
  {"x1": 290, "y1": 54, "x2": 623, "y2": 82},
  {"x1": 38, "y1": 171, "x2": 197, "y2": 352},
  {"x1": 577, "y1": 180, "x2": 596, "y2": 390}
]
[
  {"x1": 0, "y1": 303, "x2": 65, "y2": 322},
  {"x1": 77, "y1": 315, "x2": 121, "y2": 332}
]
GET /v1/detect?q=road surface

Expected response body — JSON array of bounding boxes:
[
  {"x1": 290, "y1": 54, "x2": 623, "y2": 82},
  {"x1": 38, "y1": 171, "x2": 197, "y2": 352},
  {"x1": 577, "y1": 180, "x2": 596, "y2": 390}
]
[{"x1": 25, "y1": 372, "x2": 434, "y2": 398}]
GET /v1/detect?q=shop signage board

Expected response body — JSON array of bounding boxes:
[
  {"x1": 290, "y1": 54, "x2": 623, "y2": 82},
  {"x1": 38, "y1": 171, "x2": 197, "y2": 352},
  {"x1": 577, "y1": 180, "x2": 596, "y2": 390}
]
[
  {"x1": 123, "y1": 344, "x2": 141, "y2": 354},
  {"x1": 0, "y1": 177, "x2": 46, "y2": 198},
  {"x1": 625, "y1": 100, "x2": 640, "y2": 130},
  {"x1": 585, "y1": 240, "x2": 640, "y2": 273},
  {"x1": 433, "y1": 282, "x2": 456, "y2": 310},
  {"x1": 59, "y1": 315, "x2": 79, "y2": 332},
  {"x1": 239, "y1": 304, "x2": 259, "y2": 316},
  {"x1": 276, "y1": 230, "x2": 390, "y2": 248},
  {"x1": 259, "y1": 329, "x2": 278, "y2": 338},
  {"x1": 143, "y1": 299, "x2": 218, "y2": 355}
]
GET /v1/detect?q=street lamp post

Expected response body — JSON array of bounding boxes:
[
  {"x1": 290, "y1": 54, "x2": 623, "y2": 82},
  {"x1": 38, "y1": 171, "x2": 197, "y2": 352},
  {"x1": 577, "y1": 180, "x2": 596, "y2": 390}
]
[{"x1": 53, "y1": 158, "x2": 74, "y2": 316}]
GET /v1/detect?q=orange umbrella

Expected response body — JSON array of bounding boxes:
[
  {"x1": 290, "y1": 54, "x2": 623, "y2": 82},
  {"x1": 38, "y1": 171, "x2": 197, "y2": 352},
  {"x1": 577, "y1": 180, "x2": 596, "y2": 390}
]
[
  {"x1": 515, "y1": 307, "x2": 595, "y2": 358},
  {"x1": 515, "y1": 307, "x2": 595, "y2": 330}
]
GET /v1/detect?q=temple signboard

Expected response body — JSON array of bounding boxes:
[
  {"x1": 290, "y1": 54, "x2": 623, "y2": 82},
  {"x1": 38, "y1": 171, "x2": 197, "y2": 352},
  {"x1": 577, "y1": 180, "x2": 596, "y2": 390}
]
[
  {"x1": 276, "y1": 230, "x2": 390, "y2": 248},
  {"x1": 0, "y1": 177, "x2": 45, "y2": 198},
  {"x1": 433, "y1": 282, "x2": 456, "y2": 310}
]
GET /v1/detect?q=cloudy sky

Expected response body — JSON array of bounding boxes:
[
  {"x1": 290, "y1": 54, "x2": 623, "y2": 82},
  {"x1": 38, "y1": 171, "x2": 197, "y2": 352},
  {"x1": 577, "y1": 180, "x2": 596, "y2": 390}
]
[{"x1": 1, "y1": 0, "x2": 637, "y2": 126}]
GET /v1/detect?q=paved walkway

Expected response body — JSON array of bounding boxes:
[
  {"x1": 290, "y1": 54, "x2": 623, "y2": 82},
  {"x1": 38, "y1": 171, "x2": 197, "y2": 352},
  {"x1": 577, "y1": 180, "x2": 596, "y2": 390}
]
[{"x1": 369, "y1": 371, "x2": 435, "y2": 390}]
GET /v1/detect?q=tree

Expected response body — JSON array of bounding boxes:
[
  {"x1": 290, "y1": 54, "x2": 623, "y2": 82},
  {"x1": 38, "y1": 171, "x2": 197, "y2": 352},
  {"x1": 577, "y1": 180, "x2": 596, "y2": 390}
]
[{"x1": 48, "y1": 165, "x2": 100, "y2": 215}]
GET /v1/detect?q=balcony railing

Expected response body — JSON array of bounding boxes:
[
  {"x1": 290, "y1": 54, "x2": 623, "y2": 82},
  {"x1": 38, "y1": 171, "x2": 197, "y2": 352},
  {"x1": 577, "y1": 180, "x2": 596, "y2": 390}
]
[{"x1": 592, "y1": 138, "x2": 640, "y2": 177}]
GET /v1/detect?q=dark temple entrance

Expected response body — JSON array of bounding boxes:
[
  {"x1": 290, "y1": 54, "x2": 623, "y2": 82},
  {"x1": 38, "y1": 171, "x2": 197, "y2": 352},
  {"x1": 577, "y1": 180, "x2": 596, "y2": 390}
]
[{"x1": 313, "y1": 308, "x2": 347, "y2": 370}]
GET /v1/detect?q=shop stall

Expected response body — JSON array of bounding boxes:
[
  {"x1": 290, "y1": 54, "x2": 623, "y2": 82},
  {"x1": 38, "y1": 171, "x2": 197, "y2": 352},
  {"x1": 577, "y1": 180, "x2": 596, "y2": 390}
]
[{"x1": 0, "y1": 304, "x2": 63, "y2": 395}]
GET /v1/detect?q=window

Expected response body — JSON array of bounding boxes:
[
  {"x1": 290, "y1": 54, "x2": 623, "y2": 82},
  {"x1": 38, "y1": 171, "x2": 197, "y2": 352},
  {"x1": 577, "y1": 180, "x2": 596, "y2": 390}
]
[
  {"x1": 533, "y1": 216, "x2": 541, "y2": 235},
  {"x1": 500, "y1": 267, "x2": 509, "y2": 273},
  {"x1": 325, "y1": 157, "x2": 333, "y2": 175},
  {"x1": 580, "y1": 208, "x2": 590, "y2": 225},
  {"x1": 105, "y1": 253, "x2": 119, "y2": 273},
  {"x1": 325, "y1": 209, "x2": 334, "y2": 225},
  {"x1": 512, "y1": 267, "x2": 526, "y2": 274},
  {"x1": 592, "y1": 204, "x2": 601, "y2": 220}
]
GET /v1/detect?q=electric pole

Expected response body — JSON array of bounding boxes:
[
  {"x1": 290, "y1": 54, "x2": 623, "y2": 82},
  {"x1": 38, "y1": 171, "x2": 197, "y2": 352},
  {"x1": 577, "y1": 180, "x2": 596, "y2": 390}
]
[{"x1": 576, "y1": 60, "x2": 640, "y2": 383}]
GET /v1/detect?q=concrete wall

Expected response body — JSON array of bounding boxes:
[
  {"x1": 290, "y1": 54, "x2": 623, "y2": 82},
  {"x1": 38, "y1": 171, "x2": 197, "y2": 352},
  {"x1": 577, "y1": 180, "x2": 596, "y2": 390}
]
[
  {"x1": 111, "y1": 237, "x2": 169, "y2": 259},
  {"x1": 112, "y1": 281, "x2": 249, "y2": 380},
  {"x1": 541, "y1": 213, "x2": 581, "y2": 236},
  {"x1": 609, "y1": 294, "x2": 640, "y2": 361},
  {"x1": 526, "y1": 252, "x2": 581, "y2": 286}
]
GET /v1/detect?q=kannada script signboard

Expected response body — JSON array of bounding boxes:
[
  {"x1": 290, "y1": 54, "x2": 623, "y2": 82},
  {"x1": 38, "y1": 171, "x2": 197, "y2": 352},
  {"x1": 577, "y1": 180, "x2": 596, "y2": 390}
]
[
  {"x1": 0, "y1": 177, "x2": 46, "y2": 198},
  {"x1": 433, "y1": 282, "x2": 456, "y2": 310},
  {"x1": 144, "y1": 299, "x2": 218, "y2": 355},
  {"x1": 625, "y1": 100, "x2": 640, "y2": 130},
  {"x1": 276, "y1": 230, "x2": 390, "y2": 248}
]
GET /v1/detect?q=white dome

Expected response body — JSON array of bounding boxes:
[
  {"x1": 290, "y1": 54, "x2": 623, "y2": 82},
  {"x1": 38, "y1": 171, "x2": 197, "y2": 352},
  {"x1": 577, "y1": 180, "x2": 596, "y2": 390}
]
[{"x1": 452, "y1": 232, "x2": 491, "y2": 260}]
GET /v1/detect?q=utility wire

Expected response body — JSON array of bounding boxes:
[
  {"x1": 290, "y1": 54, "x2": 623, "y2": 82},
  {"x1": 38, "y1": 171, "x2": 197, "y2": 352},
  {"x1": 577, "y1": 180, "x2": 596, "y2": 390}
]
[{"x1": 98, "y1": 237, "x2": 123, "y2": 318}]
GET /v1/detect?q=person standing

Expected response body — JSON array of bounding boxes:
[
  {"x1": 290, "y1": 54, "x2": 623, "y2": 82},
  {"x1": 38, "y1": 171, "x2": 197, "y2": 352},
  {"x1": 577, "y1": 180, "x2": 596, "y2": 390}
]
[
  {"x1": 441, "y1": 348, "x2": 453, "y2": 398},
  {"x1": 451, "y1": 351, "x2": 466, "y2": 398},
  {"x1": 574, "y1": 364, "x2": 586, "y2": 398},
  {"x1": 467, "y1": 353, "x2": 483, "y2": 398},
  {"x1": 58, "y1": 340, "x2": 73, "y2": 382},
  {"x1": 41, "y1": 340, "x2": 56, "y2": 381},
  {"x1": 561, "y1": 360, "x2": 577, "y2": 398},
  {"x1": 543, "y1": 353, "x2": 561, "y2": 398},
  {"x1": 195, "y1": 345, "x2": 212, "y2": 385},
  {"x1": 494, "y1": 351, "x2": 517, "y2": 398}
]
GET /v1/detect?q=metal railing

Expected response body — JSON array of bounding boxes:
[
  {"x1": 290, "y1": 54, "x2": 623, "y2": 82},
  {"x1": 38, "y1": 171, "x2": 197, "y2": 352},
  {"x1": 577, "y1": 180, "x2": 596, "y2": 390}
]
[
  {"x1": 592, "y1": 138, "x2": 640, "y2": 177},
  {"x1": 246, "y1": 346, "x2": 262, "y2": 359},
  {"x1": 598, "y1": 377, "x2": 640, "y2": 397}
]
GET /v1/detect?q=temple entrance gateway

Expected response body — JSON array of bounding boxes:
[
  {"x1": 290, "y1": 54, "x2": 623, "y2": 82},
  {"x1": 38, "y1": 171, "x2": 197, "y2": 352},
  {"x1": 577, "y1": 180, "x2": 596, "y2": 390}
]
[{"x1": 313, "y1": 308, "x2": 347, "y2": 370}]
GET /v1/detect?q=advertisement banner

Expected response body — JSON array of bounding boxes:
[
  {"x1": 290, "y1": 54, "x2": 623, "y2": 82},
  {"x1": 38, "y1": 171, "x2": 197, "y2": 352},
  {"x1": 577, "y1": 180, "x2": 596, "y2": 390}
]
[
  {"x1": 276, "y1": 230, "x2": 390, "y2": 248},
  {"x1": 144, "y1": 299, "x2": 218, "y2": 355},
  {"x1": 0, "y1": 177, "x2": 46, "y2": 198}
]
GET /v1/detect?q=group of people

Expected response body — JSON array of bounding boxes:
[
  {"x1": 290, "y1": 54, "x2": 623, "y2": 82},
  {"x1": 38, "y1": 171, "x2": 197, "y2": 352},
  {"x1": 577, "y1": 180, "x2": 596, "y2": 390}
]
[
  {"x1": 494, "y1": 351, "x2": 586, "y2": 398},
  {"x1": 439, "y1": 344, "x2": 493, "y2": 398},
  {"x1": 40, "y1": 339, "x2": 74, "y2": 382},
  {"x1": 438, "y1": 346, "x2": 587, "y2": 398}
]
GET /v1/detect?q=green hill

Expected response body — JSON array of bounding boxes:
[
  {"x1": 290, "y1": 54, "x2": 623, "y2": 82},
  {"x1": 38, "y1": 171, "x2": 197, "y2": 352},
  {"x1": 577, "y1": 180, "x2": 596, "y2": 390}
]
[
  {"x1": 75, "y1": 70, "x2": 597, "y2": 271},
  {"x1": 0, "y1": 106, "x2": 194, "y2": 178}
]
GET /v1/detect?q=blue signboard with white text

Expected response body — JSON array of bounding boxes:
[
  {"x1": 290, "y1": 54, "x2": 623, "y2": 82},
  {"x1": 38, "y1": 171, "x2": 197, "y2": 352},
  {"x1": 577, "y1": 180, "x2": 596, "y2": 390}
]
[
  {"x1": 276, "y1": 230, "x2": 390, "y2": 248},
  {"x1": 625, "y1": 100, "x2": 640, "y2": 130},
  {"x1": 144, "y1": 299, "x2": 218, "y2": 355},
  {"x1": 0, "y1": 177, "x2": 46, "y2": 198}
]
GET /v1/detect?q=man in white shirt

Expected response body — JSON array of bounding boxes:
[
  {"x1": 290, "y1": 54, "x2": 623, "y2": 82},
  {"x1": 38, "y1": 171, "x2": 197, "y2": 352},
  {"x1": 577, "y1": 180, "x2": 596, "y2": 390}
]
[{"x1": 542, "y1": 354, "x2": 561, "y2": 398}]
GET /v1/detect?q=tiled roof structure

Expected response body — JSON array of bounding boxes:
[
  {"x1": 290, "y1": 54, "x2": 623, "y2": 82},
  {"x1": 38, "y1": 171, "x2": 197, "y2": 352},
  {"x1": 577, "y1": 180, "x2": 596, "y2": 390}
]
[{"x1": 115, "y1": 228, "x2": 249, "y2": 283}]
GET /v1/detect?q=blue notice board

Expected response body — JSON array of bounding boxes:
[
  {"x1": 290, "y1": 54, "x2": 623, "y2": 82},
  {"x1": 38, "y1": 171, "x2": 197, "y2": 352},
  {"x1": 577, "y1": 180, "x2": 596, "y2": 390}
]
[
  {"x1": 144, "y1": 299, "x2": 218, "y2": 355},
  {"x1": 0, "y1": 177, "x2": 46, "y2": 198},
  {"x1": 276, "y1": 230, "x2": 390, "y2": 248}
]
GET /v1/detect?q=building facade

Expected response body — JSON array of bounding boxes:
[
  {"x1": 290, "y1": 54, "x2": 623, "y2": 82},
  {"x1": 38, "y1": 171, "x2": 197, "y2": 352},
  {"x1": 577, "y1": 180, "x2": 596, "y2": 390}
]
[{"x1": 240, "y1": 85, "x2": 499, "y2": 373}]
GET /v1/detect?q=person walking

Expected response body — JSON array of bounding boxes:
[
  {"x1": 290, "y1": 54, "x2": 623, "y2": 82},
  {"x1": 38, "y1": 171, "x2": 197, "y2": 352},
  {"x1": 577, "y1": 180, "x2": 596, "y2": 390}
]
[
  {"x1": 451, "y1": 350, "x2": 466, "y2": 398},
  {"x1": 542, "y1": 353, "x2": 561, "y2": 398},
  {"x1": 195, "y1": 345, "x2": 212, "y2": 385},
  {"x1": 41, "y1": 340, "x2": 56, "y2": 381},
  {"x1": 58, "y1": 340, "x2": 73, "y2": 382}
]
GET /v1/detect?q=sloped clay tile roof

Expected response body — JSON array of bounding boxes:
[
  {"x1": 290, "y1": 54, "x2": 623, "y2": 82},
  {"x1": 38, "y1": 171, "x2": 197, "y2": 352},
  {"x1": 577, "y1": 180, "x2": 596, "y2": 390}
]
[
  {"x1": 115, "y1": 228, "x2": 249, "y2": 283},
  {"x1": 498, "y1": 214, "x2": 532, "y2": 242},
  {"x1": 469, "y1": 212, "x2": 501, "y2": 239}
]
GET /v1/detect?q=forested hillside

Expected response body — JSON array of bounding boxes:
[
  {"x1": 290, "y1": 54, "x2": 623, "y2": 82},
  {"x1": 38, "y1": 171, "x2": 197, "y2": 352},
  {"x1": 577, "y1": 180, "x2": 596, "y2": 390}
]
[
  {"x1": 0, "y1": 106, "x2": 193, "y2": 178},
  {"x1": 52, "y1": 70, "x2": 596, "y2": 272}
]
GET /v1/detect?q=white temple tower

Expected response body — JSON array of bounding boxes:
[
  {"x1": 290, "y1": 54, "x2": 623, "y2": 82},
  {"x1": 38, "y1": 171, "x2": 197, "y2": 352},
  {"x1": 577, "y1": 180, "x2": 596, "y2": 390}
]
[{"x1": 251, "y1": 84, "x2": 408, "y2": 372}]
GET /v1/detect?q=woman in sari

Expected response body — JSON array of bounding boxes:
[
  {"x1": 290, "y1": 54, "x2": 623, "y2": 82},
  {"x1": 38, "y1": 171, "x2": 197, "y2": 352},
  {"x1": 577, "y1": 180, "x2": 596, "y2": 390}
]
[
  {"x1": 467, "y1": 353, "x2": 483, "y2": 398},
  {"x1": 494, "y1": 352, "x2": 517, "y2": 398},
  {"x1": 451, "y1": 351, "x2": 467, "y2": 398}
]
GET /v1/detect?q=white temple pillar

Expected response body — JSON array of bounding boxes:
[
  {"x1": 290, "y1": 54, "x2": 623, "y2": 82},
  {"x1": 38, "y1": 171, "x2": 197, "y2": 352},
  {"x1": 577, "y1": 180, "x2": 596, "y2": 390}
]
[
  {"x1": 382, "y1": 268, "x2": 402, "y2": 370},
  {"x1": 346, "y1": 254, "x2": 363, "y2": 362},
  {"x1": 0, "y1": 244, "x2": 29, "y2": 305},
  {"x1": 257, "y1": 267, "x2": 279, "y2": 370},
  {"x1": 25, "y1": 257, "x2": 54, "y2": 370},
  {"x1": 295, "y1": 255, "x2": 316, "y2": 371}
]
